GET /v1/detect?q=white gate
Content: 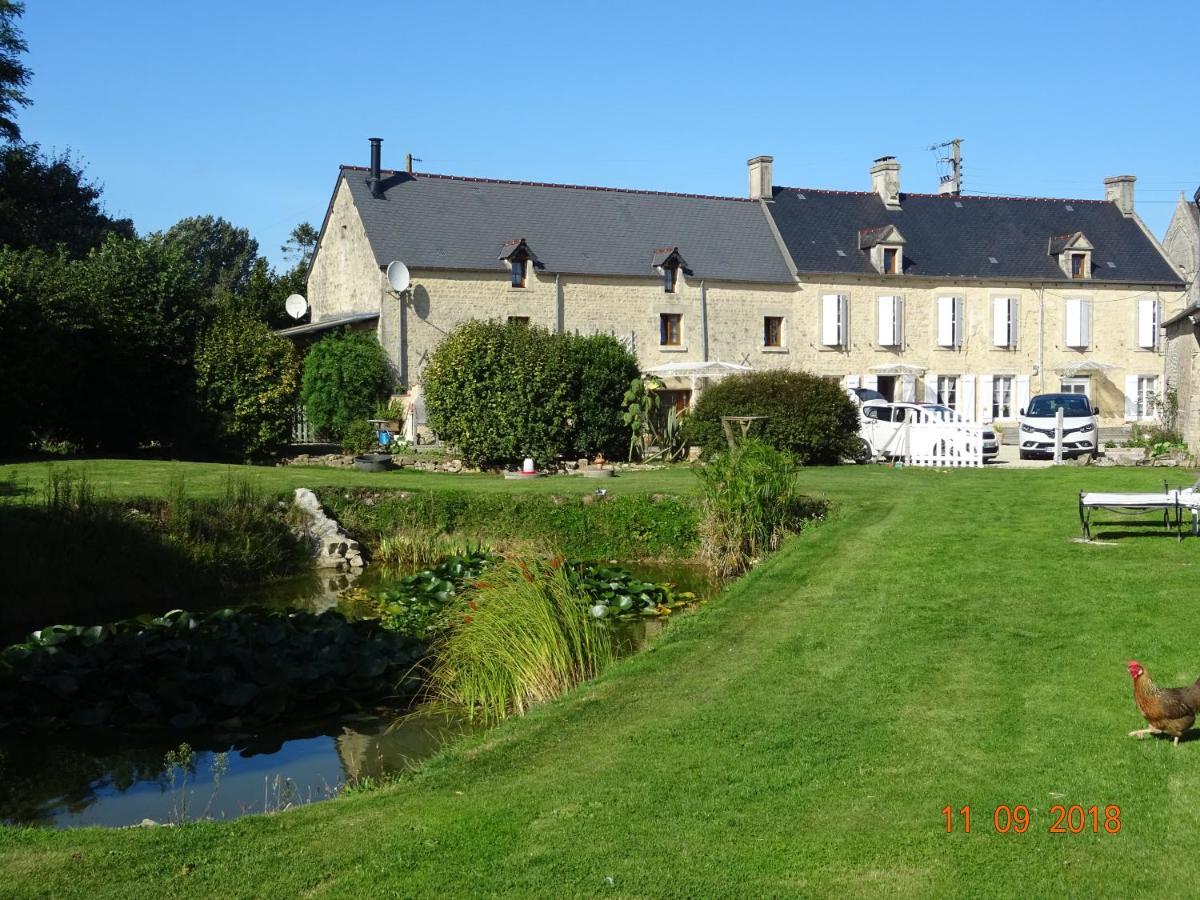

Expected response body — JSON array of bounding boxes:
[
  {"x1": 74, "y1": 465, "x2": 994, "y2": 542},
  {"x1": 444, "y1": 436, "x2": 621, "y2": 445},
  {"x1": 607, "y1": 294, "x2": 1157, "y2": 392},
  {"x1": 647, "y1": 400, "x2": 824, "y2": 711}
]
[{"x1": 899, "y1": 409, "x2": 983, "y2": 467}]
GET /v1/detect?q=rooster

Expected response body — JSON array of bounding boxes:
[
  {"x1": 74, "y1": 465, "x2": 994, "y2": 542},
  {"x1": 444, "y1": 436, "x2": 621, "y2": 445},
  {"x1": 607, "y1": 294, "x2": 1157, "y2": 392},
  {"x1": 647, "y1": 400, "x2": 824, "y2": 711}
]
[{"x1": 1128, "y1": 660, "x2": 1200, "y2": 746}]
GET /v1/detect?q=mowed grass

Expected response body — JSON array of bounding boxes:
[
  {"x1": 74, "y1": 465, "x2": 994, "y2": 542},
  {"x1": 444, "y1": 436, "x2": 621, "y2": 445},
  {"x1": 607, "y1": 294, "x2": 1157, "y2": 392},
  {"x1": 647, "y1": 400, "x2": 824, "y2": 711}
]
[
  {"x1": 3, "y1": 463, "x2": 1200, "y2": 897},
  {"x1": 0, "y1": 458, "x2": 698, "y2": 500}
]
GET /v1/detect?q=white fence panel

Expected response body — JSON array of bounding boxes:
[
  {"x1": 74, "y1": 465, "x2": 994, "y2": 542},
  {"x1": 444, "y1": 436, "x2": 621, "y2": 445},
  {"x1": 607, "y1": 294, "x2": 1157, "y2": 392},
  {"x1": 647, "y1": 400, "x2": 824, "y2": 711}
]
[
  {"x1": 291, "y1": 405, "x2": 316, "y2": 444},
  {"x1": 899, "y1": 411, "x2": 983, "y2": 468}
]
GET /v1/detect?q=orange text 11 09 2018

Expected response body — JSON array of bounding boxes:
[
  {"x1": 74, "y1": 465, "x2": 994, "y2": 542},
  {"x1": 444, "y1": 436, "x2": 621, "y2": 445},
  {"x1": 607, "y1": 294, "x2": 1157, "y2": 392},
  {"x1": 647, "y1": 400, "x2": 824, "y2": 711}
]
[{"x1": 942, "y1": 805, "x2": 1121, "y2": 834}]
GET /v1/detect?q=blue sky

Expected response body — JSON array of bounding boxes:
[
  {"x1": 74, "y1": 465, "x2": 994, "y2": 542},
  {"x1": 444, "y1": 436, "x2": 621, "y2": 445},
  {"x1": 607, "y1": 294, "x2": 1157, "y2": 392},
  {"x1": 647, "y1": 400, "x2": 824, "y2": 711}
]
[{"x1": 21, "y1": 0, "x2": 1200, "y2": 270}]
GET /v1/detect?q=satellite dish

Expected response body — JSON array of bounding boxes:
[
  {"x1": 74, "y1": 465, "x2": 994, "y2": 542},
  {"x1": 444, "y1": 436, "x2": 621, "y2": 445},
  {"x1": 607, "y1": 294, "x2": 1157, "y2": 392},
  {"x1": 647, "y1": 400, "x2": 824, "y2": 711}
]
[
  {"x1": 386, "y1": 260, "x2": 411, "y2": 293},
  {"x1": 285, "y1": 294, "x2": 308, "y2": 320}
]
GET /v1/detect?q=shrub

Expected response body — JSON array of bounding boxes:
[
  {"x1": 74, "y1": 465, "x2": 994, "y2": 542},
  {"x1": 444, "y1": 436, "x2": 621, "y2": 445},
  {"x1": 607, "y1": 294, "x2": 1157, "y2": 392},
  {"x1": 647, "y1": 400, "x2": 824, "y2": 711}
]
[
  {"x1": 567, "y1": 333, "x2": 641, "y2": 460},
  {"x1": 340, "y1": 419, "x2": 380, "y2": 455},
  {"x1": 194, "y1": 311, "x2": 300, "y2": 458},
  {"x1": 694, "y1": 440, "x2": 824, "y2": 576},
  {"x1": 301, "y1": 329, "x2": 392, "y2": 441},
  {"x1": 423, "y1": 321, "x2": 641, "y2": 468},
  {"x1": 423, "y1": 558, "x2": 615, "y2": 723},
  {"x1": 685, "y1": 370, "x2": 859, "y2": 464}
]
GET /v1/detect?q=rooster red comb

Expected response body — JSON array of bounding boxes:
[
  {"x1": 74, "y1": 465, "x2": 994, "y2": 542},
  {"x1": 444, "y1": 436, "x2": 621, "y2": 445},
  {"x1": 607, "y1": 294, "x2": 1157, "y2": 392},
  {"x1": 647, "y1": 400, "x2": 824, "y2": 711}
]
[{"x1": 1127, "y1": 660, "x2": 1144, "y2": 677}]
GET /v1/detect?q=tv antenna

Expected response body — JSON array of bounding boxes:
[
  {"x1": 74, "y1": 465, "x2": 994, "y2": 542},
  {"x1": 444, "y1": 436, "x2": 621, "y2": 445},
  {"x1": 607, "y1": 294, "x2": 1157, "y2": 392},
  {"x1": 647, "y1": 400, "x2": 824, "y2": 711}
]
[{"x1": 929, "y1": 138, "x2": 963, "y2": 196}]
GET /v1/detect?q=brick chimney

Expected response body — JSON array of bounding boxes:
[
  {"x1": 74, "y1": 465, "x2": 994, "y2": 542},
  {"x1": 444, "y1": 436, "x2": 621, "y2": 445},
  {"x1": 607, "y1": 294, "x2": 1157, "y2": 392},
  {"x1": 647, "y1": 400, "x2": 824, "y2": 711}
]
[
  {"x1": 870, "y1": 156, "x2": 901, "y2": 209},
  {"x1": 748, "y1": 155, "x2": 773, "y2": 201},
  {"x1": 1104, "y1": 175, "x2": 1135, "y2": 216}
]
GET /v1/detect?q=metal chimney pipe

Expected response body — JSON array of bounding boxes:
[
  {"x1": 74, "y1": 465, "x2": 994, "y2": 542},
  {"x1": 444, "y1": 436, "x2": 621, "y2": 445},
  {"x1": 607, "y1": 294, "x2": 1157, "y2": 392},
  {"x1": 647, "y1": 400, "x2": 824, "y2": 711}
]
[{"x1": 368, "y1": 137, "x2": 383, "y2": 197}]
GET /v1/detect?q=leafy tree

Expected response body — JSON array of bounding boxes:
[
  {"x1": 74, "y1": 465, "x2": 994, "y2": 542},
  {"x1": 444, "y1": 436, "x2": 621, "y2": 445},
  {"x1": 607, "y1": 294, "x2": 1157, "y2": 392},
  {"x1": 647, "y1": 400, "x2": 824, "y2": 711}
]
[
  {"x1": 153, "y1": 215, "x2": 259, "y2": 296},
  {"x1": 300, "y1": 329, "x2": 392, "y2": 441},
  {"x1": 0, "y1": 1, "x2": 31, "y2": 144},
  {"x1": 684, "y1": 369, "x2": 859, "y2": 465},
  {"x1": 281, "y1": 221, "x2": 318, "y2": 269},
  {"x1": 195, "y1": 310, "x2": 300, "y2": 458},
  {"x1": 567, "y1": 333, "x2": 641, "y2": 461},
  {"x1": 230, "y1": 256, "x2": 304, "y2": 328},
  {"x1": 0, "y1": 144, "x2": 134, "y2": 257}
]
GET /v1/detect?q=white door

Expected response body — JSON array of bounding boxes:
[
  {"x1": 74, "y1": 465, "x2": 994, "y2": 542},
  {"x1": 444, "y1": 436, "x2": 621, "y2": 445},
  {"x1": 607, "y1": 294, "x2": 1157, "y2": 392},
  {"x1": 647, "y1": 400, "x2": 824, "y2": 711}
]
[{"x1": 1061, "y1": 377, "x2": 1089, "y2": 399}]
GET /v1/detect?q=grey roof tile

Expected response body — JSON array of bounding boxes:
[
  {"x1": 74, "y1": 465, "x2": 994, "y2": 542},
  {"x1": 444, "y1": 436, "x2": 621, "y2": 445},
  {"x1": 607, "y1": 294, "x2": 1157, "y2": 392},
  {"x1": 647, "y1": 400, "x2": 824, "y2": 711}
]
[
  {"x1": 340, "y1": 168, "x2": 795, "y2": 284},
  {"x1": 769, "y1": 187, "x2": 1183, "y2": 286}
]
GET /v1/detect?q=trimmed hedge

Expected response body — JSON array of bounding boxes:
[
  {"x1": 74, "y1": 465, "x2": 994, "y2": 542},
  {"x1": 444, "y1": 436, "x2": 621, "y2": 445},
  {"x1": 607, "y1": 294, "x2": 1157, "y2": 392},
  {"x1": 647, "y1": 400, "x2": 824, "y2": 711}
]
[
  {"x1": 684, "y1": 370, "x2": 859, "y2": 464},
  {"x1": 325, "y1": 489, "x2": 699, "y2": 561}
]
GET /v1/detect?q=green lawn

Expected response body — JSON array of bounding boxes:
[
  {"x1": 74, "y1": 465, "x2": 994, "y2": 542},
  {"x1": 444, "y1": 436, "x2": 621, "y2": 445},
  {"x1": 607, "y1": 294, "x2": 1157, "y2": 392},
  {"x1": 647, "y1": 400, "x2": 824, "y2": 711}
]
[
  {"x1": 0, "y1": 458, "x2": 698, "y2": 500},
  {"x1": 3, "y1": 464, "x2": 1200, "y2": 897}
]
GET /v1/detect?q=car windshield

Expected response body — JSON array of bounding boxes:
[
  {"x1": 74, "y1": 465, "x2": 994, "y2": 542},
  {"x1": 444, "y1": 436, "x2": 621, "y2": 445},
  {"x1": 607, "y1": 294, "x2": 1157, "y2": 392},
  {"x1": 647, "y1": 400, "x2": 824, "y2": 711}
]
[
  {"x1": 921, "y1": 404, "x2": 958, "y2": 420},
  {"x1": 1026, "y1": 395, "x2": 1092, "y2": 418},
  {"x1": 853, "y1": 388, "x2": 886, "y2": 403}
]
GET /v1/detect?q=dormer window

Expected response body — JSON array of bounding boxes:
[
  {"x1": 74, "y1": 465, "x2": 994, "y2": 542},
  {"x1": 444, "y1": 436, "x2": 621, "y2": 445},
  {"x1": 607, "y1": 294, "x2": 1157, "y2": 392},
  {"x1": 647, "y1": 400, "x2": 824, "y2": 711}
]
[
  {"x1": 651, "y1": 247, "x2": 688, "y2": 293},
  {"x1": 858, "y1": 225, "x2": 906, "y2": 275},
  {"x1": 1049, "y1": 232, "x2": 1093, "y2": 280},
  {"x1": 498, "y1": 238, "x2": 538, "y2": 289}
]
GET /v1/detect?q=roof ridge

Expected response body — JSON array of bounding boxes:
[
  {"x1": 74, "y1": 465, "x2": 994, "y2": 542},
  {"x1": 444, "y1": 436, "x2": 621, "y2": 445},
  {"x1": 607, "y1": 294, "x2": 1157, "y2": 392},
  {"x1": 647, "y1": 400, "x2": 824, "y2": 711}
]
[
  {"x1": 778, "y1": 184, "x2": 1111, "y2": 204},
  {"x1": 339, "y1": 165, "x2": 755, "y2": 203}
]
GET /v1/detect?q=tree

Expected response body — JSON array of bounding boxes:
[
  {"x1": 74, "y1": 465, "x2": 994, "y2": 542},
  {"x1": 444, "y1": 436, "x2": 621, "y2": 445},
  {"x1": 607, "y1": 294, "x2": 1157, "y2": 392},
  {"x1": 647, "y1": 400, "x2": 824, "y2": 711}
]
[
  {"x1": 0, "y1": 1, "x2": 31, "y2": 144},
  {"x1": 154, "y1": 215, "x2": 259, "y2": 297},
  {"x1": 0, "y1": 144, "x2": 135, "y2": 257},
  {"x1": 234, "y1": 256, "x2": 304, "y2": 329},
  {"x1": 281, "y1": 222, "x2": 318, "y2": 269},
  {"x1": 195, "y1": 310, "x2": 301, "y2": 458},
  {"x1": 300, "y1": 329, "x2": 392, "y2": 441}
]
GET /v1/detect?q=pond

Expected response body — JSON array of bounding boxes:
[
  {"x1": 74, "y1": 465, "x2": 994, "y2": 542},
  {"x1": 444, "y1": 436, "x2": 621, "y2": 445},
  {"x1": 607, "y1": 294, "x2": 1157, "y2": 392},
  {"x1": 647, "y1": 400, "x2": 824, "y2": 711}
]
[{"x1": 1, "y1": 560, "x2": 722, "y2": 829}]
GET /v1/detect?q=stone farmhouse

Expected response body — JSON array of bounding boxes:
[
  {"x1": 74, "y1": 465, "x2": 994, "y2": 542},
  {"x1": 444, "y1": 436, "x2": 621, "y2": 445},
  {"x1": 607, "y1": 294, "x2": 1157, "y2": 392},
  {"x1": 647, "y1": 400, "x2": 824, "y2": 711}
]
[
  {"x1": 296, "y1": 138, "x2": 1184, "y2": 438},
  {"x1": 1162, "y1": 189, "x2": 1200, "y2": 448}
]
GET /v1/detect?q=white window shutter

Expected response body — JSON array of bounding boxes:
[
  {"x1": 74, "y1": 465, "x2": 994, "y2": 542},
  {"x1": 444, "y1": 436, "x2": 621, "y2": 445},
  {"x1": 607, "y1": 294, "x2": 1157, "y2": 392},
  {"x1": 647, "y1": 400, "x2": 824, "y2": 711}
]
[
  {"x1": 1124, "y1": 375, "x2": 1138, "y2": 421},
  {"x1": 979, "y1": 374, "x2": 994, "y2": 423},
  {"x1": 1137, "y1": 299, "x2": 1157, "y2": 349},
  {"x1": 877, "y1": 296, "x2": 894, "y2": 346},
  {"x1": 923, "y1": 373, "x2": 937, "y2": 403},
  {"x1": 864, "y1": 374, "x2": 878, "y2": 391},
  {"x1": 841, "y1": 295, "x2": 850, "y2": 347},
  {"x1": 901, "y1": 374, "x2": 917, "y2": 402},
  {"x1": 1065, "y1": 299, "x2": 1082, "y2": 347},
  {"x1": 961, "y1": 375, "x2": 976, "y2": 422},
  {"x1": 954, "y1": 298, "x2": 964, "y2": 347},
  {"x1": 1081, "y1": 300, "x2": 1092, "y2": 348},
  {"x1": 937, "y1": 297, "x2": 954, "y2": 347},
  {"x1": 992, "y1": 298, "x2": 1008, "y2": 347},
  {"x1": 821, "y1": 294, "x2": 841, "y2": 346},
  {"x1": 1009, "y1": 298, "x2": 1019, "y2": 348},
  {"x1": 846, "y1": 374, "x2": 860, "y2": 389},
  {"x1": 1015, "y1": 375, "x2": 1030, "y2": 416},
  {"x1": 895, "y1": 296, "x2": 904, "y2": 346}
]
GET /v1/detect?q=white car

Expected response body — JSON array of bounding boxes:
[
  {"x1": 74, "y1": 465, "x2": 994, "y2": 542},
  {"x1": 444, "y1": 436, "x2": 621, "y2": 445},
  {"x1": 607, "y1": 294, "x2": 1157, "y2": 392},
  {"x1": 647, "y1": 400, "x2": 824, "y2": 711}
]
[
  {"x1": 1018, "y1": 393, "x2": 1099, "y2": 460},
  {"x1": 858, "y1": 400, "x2": 999, "y2": 461}
]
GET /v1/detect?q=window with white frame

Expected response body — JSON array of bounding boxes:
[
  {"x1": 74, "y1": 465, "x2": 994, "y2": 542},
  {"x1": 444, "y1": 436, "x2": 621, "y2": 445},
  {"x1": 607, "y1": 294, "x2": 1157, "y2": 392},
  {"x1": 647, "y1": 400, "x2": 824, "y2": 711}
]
[
  {"x1": 1136, "y1": 298, "x2": 1159, "y2": 350},
  {"x1": 1137, "y1": 375, "x2": 1158, "y2": 419},
  {"x1": 992, "y1": 297, "x2": 1018, "y2": 348},
  {"x1": 877, "y1": 295, "x2": 902, "y2": 347},
  {"x1": 936, "y1": 297, "x2": 963, "y2": 348},
  {"x1": 821, "y1": 294, "x2": 847, "y2": 347},
  {"x1": 1064, "y1": 298, "x2": 1091, "y2": 349},
  {"x1": 992, "y1": 375, "x2": 1014, "y2": 419},
  {"x1": 1061, "y1": 377, "x2": 1089, "y2": 399},
  {"x1": 937, "y1": 375, "x2": 958, "y2": 410}
]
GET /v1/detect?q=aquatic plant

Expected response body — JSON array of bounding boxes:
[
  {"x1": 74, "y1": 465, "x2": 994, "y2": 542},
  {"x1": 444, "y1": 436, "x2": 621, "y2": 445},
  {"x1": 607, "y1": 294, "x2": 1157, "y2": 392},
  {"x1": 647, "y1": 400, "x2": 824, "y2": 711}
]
[
  {"x1": 563, "y1": 561, "x2": 694, "y2": 620},
  {"x1": 366, "y1": 548, "x2": 494, "y2": 637},
  {"x1": 374, "y1": 529, "x2": 479, "y2": 572},
  {"x1": 423, "y1": 559, "x2": 615, "y2": 723},
  {"x1": 693, "y1": 440, "x2": 825, "y2": 576},
  {"x1": 0, "y1": 608, "x2": 425, "y2": 735}
]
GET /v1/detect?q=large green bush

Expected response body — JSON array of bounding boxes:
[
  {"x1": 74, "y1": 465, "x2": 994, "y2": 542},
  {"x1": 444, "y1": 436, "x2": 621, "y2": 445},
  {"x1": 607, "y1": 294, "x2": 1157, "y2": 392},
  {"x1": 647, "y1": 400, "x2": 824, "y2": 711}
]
[
  {"x1": 425, "y1": 321, "x2": 640, "y2": 468},
  {"x1": 194, "y1": 311, "x2": 300, "y2": 458},
  {"x1": 685, "y1": 370, "x2": 859, "y2": 464},
  {"x1": 567, "y1": 333, "x2": 641, "y2": 460},
  {"x1": 300, "y1": 328, "x2": 392, "y2": 441}
]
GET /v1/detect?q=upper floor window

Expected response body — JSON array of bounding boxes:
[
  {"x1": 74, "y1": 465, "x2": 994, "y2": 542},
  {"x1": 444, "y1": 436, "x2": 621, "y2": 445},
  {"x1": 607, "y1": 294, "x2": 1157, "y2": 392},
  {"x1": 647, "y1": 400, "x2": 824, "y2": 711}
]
[
  {"x1": 1049, "y1": 231, "x2": 1093, "y2": 280},
  {"x1": 821, "y1": 294, "x2": 848, "y2": 348},
  {"x1": 763, "y1": 316, "x2": 783, "y2": 348},
  {"x1": 499, "y1": 237, "x2": 537, "y2": 289},
  {"x1": 652, "y1": 247, "x2": 687, "y2": 294},
  {"x1": 992, "y1": 297, "x2": 1018, "y2": 348},
  {"x1": 858, "y1": 224, "x2": 906, "y2": 276},
  {"x1": 1136, "y1": 298, "x2": 1160, "y2": 350},
  {"x1": 660, "y1": 313, "x2": 682, "y2": 347},
  {"x1": 1071, "y1": 253, "x2": 1087, "y2": 279},
  {"x1": 663, "y1": 261, "x2": 678, "y2": 293},
  {"x1": 511, "y1": 256, "x2": 528, "y2": 288},
  {"x1": 1064, "y1": 298, "x2": 1091, "y2": 349},
  {"x1": 936, "y1": 296, "x2": 964, "y2": 348},
  {"x1": 883, "y1": 248, "x2": 899, "y2": 275}
]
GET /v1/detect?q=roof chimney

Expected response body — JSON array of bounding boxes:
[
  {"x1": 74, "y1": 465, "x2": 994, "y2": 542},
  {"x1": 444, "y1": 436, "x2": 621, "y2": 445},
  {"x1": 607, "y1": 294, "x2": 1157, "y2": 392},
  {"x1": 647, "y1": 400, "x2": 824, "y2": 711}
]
[
  {"x1": 870, "y1": 156, "x2": 901, "y2": 209},
  {"x1": 748, "y1": 155, "x2": 773, "y2": 201},
  {"x1": 368, "y1": 137, "x2": 383, "y2": 198},
  {"x1": 1104, "y1": 175, "x2": 1135, "y2": 216}
]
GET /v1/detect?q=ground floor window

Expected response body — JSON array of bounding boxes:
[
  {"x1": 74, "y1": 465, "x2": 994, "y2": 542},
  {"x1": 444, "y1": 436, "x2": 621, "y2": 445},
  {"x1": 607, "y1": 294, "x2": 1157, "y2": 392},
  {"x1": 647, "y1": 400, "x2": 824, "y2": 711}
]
[
  {"x1": 1061, "y1": 377, "x2": 1089, "y2": 398},
  {"x1": 763, "y1": 316, "x2": 783, "y2": 348},
  {"x1": 507, "y1": 316, "x2": 529, "y2": 326},
  {"x1": 937, "y1": 375, "x2": 958, "y2": 410},
  {"x1": 992, "y1": 375, "x2": 1014, "y2": 419},
  {"x1": 1137, "y1": 375, "x2": 1158, "y2": 419}
]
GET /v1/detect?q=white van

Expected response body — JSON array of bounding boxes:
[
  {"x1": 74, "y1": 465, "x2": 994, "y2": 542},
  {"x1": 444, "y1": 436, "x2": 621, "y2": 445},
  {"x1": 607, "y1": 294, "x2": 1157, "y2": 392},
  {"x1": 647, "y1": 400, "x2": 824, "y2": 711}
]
[{"x1": 1017, "y1": 392, "x2": 1099, "y2": 460}]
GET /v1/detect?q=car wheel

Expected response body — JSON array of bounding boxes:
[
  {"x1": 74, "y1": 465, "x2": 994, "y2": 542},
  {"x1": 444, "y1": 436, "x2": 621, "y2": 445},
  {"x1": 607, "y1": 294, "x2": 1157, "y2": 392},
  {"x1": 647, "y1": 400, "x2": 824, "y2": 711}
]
[{"x1": 852, "y1": 437, "x2": 873, "y2": 464}]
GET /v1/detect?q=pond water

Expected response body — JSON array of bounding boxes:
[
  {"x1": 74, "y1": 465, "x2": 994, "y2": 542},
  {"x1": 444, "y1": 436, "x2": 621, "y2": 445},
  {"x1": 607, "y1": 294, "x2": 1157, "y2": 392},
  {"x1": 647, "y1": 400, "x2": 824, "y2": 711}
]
[{"x1": 0, "y1": 560, "x2": 721, "y2": 829}]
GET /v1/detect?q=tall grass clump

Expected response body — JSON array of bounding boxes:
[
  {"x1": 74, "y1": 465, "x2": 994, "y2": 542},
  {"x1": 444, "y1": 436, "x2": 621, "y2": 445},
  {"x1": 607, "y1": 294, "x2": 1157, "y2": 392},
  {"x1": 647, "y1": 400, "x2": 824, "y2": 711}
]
[
  {"x1": 424, "y1": 559, "x2": 615, "y2": 724},
  {"x1": 375, "y1": 528, "x2": 468, "y2": 572},
  {"x1": 694, "y1": 440, "x2": 822, "y2": 577}
]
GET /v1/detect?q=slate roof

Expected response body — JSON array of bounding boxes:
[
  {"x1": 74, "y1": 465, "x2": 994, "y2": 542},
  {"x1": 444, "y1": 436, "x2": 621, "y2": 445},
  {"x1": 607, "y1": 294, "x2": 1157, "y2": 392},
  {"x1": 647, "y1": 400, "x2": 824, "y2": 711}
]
[
  {"x1": 769, "y1": 187, "x2": 1183, "y2": 286},
  {"x1": 339, "y1": 167, "x2": 795, "y2": 284}
]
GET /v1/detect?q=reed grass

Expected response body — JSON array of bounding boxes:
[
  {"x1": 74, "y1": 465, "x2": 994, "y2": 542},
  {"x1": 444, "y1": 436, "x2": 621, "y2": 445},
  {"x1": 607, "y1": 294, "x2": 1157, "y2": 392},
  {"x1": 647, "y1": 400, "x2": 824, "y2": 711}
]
[
  {"x1": 423, "y1": 559, "x2": 615, "y2": 724},
  {"x1": 374, "y1": 528, "x2": 469, "y2": 572}
]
